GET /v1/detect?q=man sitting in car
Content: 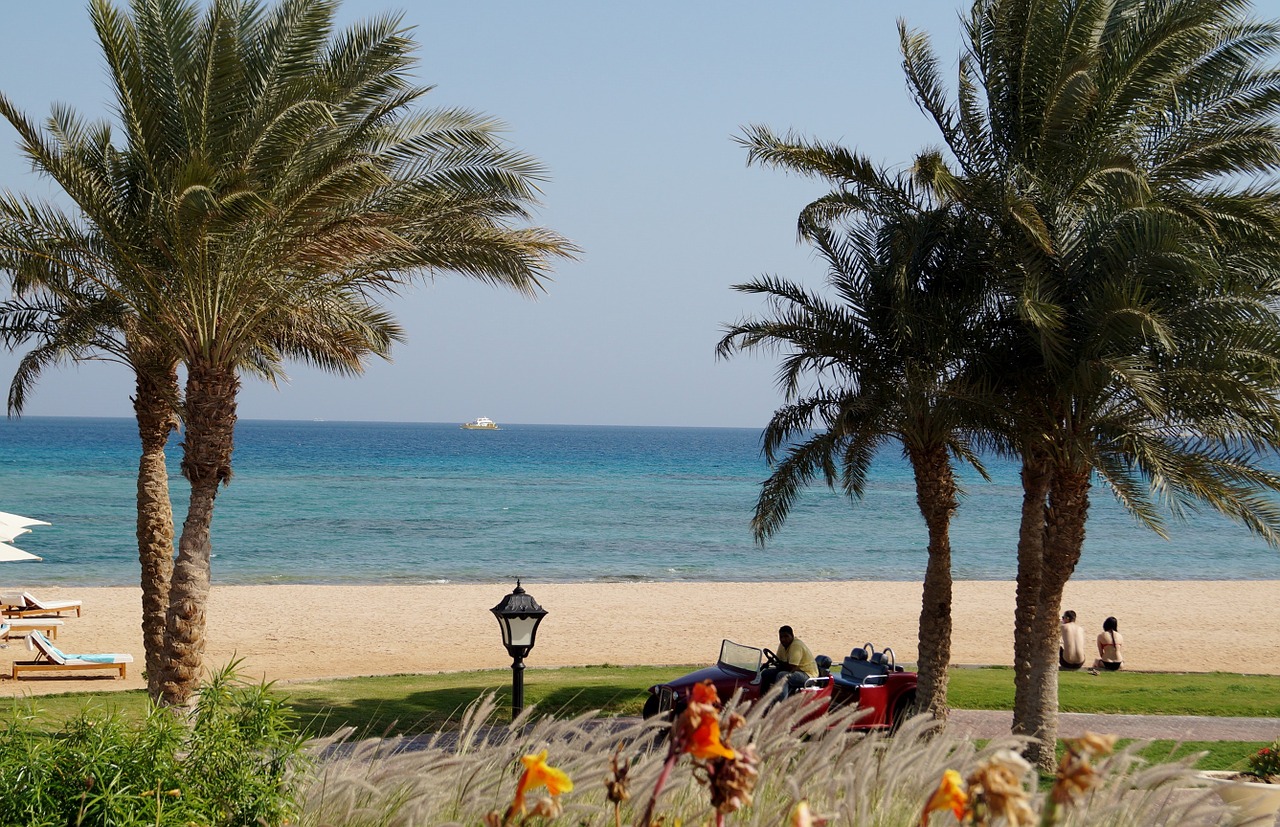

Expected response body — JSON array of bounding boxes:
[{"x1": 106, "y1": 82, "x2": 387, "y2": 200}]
[{"x1": 760, "y1": 625, "x2": 819, "y2": 699}]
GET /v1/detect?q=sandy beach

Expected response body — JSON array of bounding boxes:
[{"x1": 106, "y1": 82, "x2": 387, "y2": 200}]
[{"x1": 1, "y1": 580, "x2": 1276, "y2": 695}]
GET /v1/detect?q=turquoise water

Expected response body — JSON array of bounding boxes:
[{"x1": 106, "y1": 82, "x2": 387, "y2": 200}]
[{"x1": 1, "y1": 417, "x2": 1278, "y2": 586}]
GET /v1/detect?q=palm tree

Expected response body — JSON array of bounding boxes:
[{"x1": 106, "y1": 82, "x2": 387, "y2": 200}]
[
  {"x1": 718, "y1": 153, "x2": 995, "y2": 720},
  {"x1": 897, "y1": 0, "x2": 1280, "y2": 768},
  {"x1": 0, "y1": 188, "x2": 183, "y2": 698},
  {"x1": 0, "y1": 0, "x2": 574, "y2": 705}
]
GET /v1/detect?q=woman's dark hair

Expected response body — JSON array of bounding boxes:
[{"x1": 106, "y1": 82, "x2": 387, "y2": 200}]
[
  {"x1": 1063, "y1": 610, "x2": 1077, "y2": 622},
  {"x1": 1103, "y1": 616, "x2": 1118, "y2": 632}
]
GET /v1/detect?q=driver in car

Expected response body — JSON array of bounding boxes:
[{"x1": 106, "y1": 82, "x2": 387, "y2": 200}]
[{"x1": 759, "y1": 625, "x2": 819, "y2": 699}]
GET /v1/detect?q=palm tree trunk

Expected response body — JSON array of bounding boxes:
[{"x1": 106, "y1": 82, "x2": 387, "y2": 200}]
[
  {"x1": 159, "y1": 362, "x2": 238, "y2": 707},
  {"x1": 132, "y1": 361, "x2": 179, "y2": 701},
  {"x1": 1012, "y1": 455, "x2": 1050, "y2": 739},
  {"x1": 1022, "y1": 463, "x2": 1090, "y2": 772},
  {"x1": 908, "y1": 443, "x2": 958, "y2": 721}
]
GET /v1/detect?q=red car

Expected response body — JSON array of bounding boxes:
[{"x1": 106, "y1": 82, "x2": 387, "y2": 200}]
[{"x1": 643, "y1": 639, "x2": 918, "y2": 730}]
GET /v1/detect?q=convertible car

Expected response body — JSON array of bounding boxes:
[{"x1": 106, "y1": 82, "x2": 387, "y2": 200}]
[{"x1": 643, "y1": 639, "x2": 918, "y2": 731}]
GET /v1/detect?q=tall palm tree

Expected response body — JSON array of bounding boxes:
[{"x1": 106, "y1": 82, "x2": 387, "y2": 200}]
[
  {"x1": 0, "y1": 187, "x2": 183, "y2": 698},
  {"x1": 897, "y1": 0, "x2": 1280, "y2": 768},
  {"x1": 0, "y1": 0, "x2": 574, "y2": 705},
  {"x1": 719, "y1": 155, "x2": 995, "y2": 720}
]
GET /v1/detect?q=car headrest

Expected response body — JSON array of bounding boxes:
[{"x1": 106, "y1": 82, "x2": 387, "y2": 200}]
[
  {"x1": 815, "y1": 654, "x2": 832, "y2": 670},
  {"x1": 849, "y1": 647, "x2": 868, "y2": 661},
  {"x1": 870, "y1": 652, "x2": 888, "y2": 665}
]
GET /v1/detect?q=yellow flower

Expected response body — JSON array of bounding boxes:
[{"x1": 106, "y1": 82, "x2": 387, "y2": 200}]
[
  {"x1": 519, "y1": 749, "x2": 574, "y2": 797},
  {"x1": 505, "y1": 749, "x2": 573, "y2": 822},
  {"x1": 920, "y1": 769, "x2": 969, "y2": 825},
  {"x1": 790, "y1": 799, "x2": 830, "y2": 826}
]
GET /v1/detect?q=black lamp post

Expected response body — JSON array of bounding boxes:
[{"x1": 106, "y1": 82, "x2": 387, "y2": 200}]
[{"x1": 490, "y1": 579, "x2": 548, "y2": 716}]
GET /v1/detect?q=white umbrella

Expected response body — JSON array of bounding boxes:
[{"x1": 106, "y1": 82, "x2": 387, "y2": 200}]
[
  {"x1": 0, "y1": 524, "x2": 30, "y2": 543},
  {"x1": 0, "y1": 542, "x2": 41, "y2": 562},
  {"x1": 0, "y1": 512, "x2": 50, "y2": 561},
  {"x1": 0, "y1": 511, "x2": 51, "y2": 531}
]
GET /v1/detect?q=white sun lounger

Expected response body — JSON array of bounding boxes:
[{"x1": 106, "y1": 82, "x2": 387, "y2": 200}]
[
  {"x1": 0, "y1": 591, "x2": 82, "y2": 618},
  {"x1": 0, "y1": 617, "x2": 65, "y2": 642},
  {"x1": 12, "y1": 630, "x2": 132, "y2": 679}
]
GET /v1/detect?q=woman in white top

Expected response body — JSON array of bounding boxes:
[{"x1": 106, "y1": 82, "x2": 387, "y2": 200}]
[{"x1": 1091, "y1": 616, "x2": 1124, "y2": 672}]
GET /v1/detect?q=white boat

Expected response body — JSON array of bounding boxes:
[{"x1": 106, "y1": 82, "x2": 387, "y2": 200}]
[{"x1": 461, "y1": 417, "x2": 500, "y2": 430}]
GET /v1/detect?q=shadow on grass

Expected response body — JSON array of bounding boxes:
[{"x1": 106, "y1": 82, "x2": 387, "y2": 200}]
[{"x1": 288, "y1": 682, "x2": 650, "y2": 739}]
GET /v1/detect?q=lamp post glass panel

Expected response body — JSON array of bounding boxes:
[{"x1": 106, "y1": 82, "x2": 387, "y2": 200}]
[{"x1": 491, "y1": 580, "x2": 547, "y2": 714}]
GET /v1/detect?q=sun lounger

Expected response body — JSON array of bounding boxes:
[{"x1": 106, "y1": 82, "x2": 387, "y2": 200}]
[
  {"x1": 12, "y1": 630, "x2": 132, "y2": 679},
  {"x1": 0, "y1": 617, "x2": 65, "y2": 642},
  {"x1": 0, "y1": 591, "x2": 82, "y2": 618}
]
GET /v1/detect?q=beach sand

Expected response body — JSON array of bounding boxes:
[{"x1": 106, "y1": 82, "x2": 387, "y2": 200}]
[{"x1": 1, "y1": 580, "x2": 1275, "y2": 695}]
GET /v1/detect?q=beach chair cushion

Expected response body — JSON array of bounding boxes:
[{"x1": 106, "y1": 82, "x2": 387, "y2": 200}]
[
  {"x1": 27, "y1": 630, "x2": 131, "y2": 665},
  {"x1": 0, "y1": 617, "x2": 64, "y2": 641},
  {"x1": 0, "y1": 592, "x2": 82, "y2": 617}
]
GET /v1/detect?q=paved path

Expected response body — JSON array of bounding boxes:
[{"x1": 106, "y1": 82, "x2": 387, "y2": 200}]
[{"x1": 948, "y1": 709, "x2": 1280, "y2": 741}]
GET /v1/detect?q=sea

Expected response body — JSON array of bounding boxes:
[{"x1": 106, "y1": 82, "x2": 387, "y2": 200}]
[{"x1": 2, "y1": 417, "x2": 1279, "y2": 587}]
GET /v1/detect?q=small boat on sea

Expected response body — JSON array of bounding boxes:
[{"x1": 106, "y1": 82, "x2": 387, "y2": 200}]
[{"x1": 461, "y1": 417, "x2": 500, "y2": 430}]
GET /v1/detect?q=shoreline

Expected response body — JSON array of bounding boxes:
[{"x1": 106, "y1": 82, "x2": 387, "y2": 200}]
[{"x1": 2, "y1": 580, "x2": 1276, "y2": 695}]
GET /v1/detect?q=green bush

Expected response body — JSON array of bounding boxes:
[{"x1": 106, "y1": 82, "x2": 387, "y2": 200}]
[{"x1": 0, "y1": 664, "x2": 305, "y2": 827}]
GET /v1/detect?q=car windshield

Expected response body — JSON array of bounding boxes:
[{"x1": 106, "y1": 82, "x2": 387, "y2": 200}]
[{"x1": 718, "y1": 639, "x2": 762, "y2": 674}]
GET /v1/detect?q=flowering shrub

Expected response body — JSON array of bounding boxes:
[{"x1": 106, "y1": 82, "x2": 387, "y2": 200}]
[{"x1": 1249, "y1": 740, "x2": 1280, "y2": 781}]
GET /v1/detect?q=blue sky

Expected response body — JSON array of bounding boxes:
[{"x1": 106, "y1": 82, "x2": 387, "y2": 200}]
[{"x1": 0, "y1": 1, "x2": 966, "y2": 427}]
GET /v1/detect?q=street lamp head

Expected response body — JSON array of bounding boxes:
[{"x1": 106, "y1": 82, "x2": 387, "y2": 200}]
[{"x1": 491, "y1": 579, "x2": 548, "y2": 659}]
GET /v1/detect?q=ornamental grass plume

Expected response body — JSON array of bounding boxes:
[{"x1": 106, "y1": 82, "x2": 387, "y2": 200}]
[{"x1": 295, "y1": 693, "x2": 1240, "y2": 827}]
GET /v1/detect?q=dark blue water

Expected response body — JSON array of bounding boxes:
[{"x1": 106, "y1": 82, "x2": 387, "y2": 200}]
[{"x1": 1, "y1": 417, "x2": 1278, "y2": 586}]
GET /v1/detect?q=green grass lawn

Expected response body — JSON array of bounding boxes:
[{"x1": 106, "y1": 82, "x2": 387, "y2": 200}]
[
  {"x1": 6, "y1": 664, "x2": 1278, "y2": 750},
  {"x1": 947, "y1": 666, "x2": 1280, "y2": 718}
]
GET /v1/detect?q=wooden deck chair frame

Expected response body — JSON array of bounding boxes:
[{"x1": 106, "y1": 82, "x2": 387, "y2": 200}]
[{"x1": 12, "y1": 631, "x2": 130, "y2": 680}]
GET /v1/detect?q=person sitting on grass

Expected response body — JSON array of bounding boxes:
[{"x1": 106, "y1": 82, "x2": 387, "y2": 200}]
[
  {"x1": 758, "y1": 625, "x2": 818, "y2": 699},
  {"x1": 1090, "y1": 616, "x2": 1124, "y2": 674},
  {"x1": 1060, "y1": 610, "x2": 1086, "y2": 670}
]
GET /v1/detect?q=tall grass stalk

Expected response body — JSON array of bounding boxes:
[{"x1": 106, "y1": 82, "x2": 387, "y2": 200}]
[{"x1": 298, "y1": 693, "x2": 1230, "y2": 826}]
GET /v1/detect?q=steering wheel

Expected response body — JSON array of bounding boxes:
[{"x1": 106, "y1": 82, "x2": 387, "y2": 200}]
[{"x1": 762, "y1": 648, "x2": 780, "y2": 668}]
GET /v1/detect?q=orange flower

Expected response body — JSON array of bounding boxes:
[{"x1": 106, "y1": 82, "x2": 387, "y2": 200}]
[
  {"x1": 506, "y1": 750, "x2": 573, "y2": 821},
  {"x1": 677, "y1": 680, "x2": 736, "y2": 761},
  {"x1": 687, "y1": 713, "x2": 736, "y2": 761},
  {"x1": 920, "y1": 769, "x2": 969, "y2": 825},
  {"x1": 692, "y1": 680, "x2": 719, "y2": 705}
]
